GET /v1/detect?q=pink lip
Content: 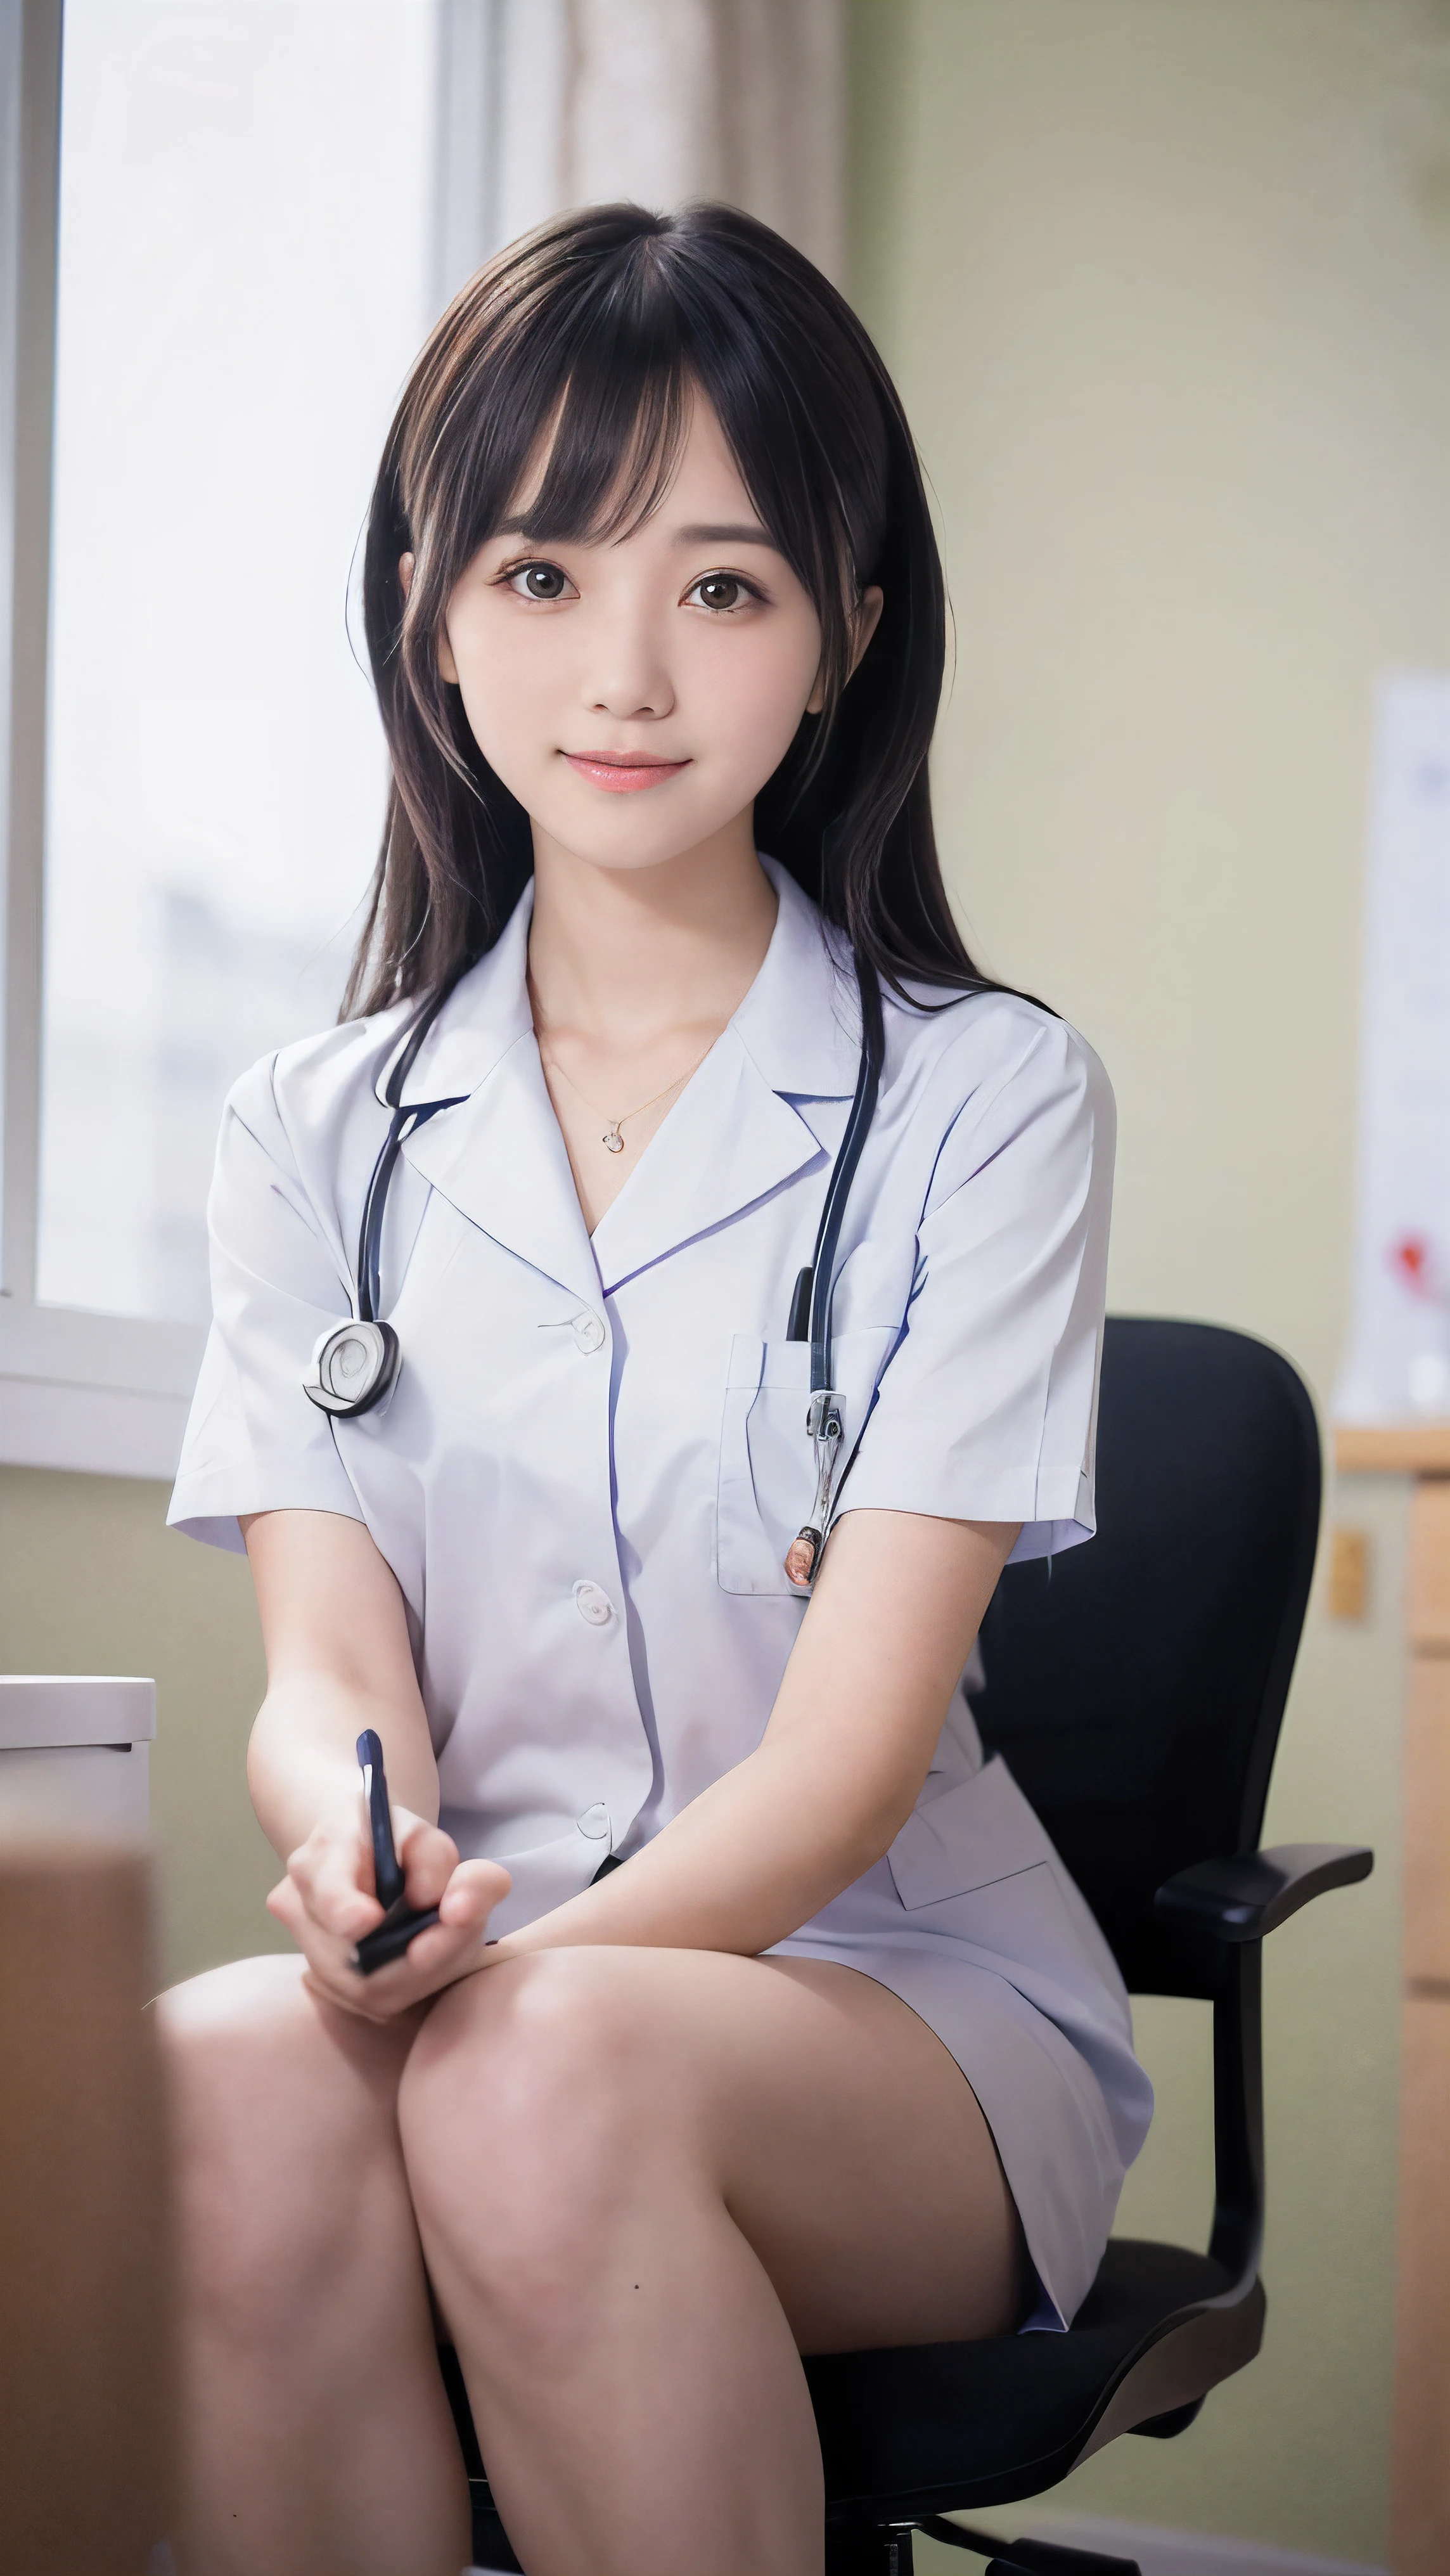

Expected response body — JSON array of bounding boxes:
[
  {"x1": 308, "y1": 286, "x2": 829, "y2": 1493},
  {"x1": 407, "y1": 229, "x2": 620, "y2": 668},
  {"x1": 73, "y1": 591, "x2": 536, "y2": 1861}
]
[{"x1": 564, "y1": 750, "x2": 690, "y2": 794}]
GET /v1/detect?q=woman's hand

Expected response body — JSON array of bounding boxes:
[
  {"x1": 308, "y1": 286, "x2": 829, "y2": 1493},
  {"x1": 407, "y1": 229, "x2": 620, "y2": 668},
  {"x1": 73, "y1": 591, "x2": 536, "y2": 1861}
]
[
  {"x1": 266, "y1": 1784, "x2": 513, "y2": 2022},
  {"x1": 240, "y1": 1509, "x2": 509, "y2": 2017}
]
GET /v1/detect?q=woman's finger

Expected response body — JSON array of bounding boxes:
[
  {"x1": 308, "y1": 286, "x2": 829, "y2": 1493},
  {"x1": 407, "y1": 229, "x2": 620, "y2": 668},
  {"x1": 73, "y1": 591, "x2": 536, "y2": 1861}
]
[
  {"x1": 265, "y1": 1872, "x2": 314, "y2": 1947},
  {"x1": 290, "y1": 1833, "x2": 378, "y2": 1940},
  {"x1": 392, "y1": 1812, "x2": 460, "y2": 1908},
  {"x1": 267, "y1": 1846, "x2": 512, "y2": 2023},
  {"x1": 267, "y1": 1877, "x2": 403, "y2": 2019},
  {"x1": 437, "y1": 1857, "x2": 512, "y2": 1926},
  {"x1": 354, "y1": 1862, "x2": 510, "y2": 1981},
  {"x1": 335, "y1": 1860, "x2": 513, "y2": 2007}
]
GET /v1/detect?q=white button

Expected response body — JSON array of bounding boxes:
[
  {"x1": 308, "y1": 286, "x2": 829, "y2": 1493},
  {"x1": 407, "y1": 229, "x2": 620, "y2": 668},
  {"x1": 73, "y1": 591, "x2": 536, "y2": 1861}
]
[
  {"x1": 572, "y1": 1311, "x2": 606, "y2": 1353},
  {"x1": 578, "y1": 1802, "x2": 610, "y2": 1841},
  {"x1": 574, "y1": 1580, "x2": 614, "y2": 1626}
]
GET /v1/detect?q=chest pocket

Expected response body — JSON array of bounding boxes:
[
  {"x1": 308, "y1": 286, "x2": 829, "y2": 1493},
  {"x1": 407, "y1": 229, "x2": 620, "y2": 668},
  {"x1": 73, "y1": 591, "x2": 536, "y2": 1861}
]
[{"x1": 716, "y1": 1327, "x2": 898, "y2": 1597}]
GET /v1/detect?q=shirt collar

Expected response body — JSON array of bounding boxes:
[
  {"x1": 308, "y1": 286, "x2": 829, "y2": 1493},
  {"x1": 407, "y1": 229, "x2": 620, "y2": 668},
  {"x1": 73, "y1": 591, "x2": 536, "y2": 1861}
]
[
  {"x1": 371, "y1": 879, "x2": 537, "y2": 1110},
  {"x1": 375, "y1": 853, "x2": 859, "y2": 1113},
  {"x1": 731, "y1": 857, "x2": 861, "y2": 1100}
]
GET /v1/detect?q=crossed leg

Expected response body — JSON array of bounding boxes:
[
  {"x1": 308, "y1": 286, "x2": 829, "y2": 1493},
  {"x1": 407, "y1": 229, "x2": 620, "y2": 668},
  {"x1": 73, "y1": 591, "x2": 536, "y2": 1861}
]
[
  {"x1": 161, "y1": 1945, "x2": 1023, "y2": 2576},
  {"x1": 399, "y1": 1945, "x2": 1025, "y2": 2576}
]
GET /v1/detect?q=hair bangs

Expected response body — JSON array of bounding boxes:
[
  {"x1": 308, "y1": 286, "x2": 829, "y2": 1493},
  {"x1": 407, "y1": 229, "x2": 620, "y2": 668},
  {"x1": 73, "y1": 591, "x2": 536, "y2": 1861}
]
[{"x1": 508, "y1": 264, "x2": 693, "y2": 551}]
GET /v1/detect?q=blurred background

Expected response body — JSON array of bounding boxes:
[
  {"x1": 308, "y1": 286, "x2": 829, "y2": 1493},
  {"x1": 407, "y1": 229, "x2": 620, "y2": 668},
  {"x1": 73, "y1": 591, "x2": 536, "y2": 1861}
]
[{"x1": 5, "y1": 0, "x2": 1448, "y2": 2566}]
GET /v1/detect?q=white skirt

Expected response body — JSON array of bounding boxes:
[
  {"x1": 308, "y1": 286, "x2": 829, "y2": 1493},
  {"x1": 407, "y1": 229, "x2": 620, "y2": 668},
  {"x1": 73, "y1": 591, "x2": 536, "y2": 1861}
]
[{"x1": 768, "y1": 1808, "x2": 1154, "y2": 2334}]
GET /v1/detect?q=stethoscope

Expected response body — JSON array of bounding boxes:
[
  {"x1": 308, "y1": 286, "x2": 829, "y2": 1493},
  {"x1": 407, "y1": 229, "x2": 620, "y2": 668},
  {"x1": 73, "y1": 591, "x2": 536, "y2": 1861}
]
[
  {"x1": 302, "y1": 980, "x2": 466, "y2": 1419},
  {"x1": 304, "y1": 967, "x2": 884, "y2": 1585}
]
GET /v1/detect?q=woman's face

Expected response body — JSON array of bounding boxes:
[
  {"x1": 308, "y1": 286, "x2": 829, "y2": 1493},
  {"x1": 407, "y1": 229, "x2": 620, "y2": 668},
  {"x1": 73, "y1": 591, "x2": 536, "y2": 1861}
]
[{"x1": 430, "y1": 398, "x2": 878, "y2": 879}]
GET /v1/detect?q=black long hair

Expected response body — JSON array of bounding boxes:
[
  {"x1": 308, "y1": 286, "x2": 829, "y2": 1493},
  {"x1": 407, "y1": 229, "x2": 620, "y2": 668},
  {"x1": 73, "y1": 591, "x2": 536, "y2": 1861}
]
[{"x1": 346, "y1": 200, "x2": 994, "y2": 1021}]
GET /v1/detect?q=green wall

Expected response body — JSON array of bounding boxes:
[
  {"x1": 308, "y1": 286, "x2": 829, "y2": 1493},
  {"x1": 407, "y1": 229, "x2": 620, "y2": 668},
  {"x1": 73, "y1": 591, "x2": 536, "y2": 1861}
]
[
  {"x1": 850, "y1": 0, "x2": 1445, "y2": 2561},
  {"x1": 0, "y1": 1467, "x2": 286, "y2": 1983}
]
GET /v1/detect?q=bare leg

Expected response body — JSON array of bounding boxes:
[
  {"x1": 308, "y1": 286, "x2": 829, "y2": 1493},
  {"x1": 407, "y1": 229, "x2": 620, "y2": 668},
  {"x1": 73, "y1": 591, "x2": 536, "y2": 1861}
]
[
  {"x1": 158, "y1": 1954, "x2": 470, "y2": 2576},
  {"x1": 399, "y1": 1947, "x2": 1025, "y2": 2576}
]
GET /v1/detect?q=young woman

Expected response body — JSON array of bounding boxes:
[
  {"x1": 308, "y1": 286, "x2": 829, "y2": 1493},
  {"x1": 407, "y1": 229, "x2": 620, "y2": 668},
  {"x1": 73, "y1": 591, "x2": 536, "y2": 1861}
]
[{"x1": 162, "y1": 202, "x2": 1152, "y2": 2576}]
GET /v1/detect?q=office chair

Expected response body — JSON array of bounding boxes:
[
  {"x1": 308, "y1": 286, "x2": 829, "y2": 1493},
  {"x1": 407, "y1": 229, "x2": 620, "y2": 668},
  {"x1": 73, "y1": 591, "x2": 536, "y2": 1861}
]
[{"x1": 442, "y1": 1317, "x2": 1372, "y2": 2576}]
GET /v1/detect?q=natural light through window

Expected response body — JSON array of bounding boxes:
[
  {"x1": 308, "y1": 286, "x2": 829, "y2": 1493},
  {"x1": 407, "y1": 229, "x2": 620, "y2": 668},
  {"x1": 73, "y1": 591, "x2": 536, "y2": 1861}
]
[{"x1": 38, "y1": 0, "x2": 439, "y2": 1323}]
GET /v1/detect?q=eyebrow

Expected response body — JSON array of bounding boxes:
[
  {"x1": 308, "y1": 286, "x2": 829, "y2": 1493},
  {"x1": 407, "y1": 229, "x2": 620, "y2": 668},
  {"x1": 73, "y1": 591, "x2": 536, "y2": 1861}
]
[
  {"x1": 491, "y1": 516, "x2": 780, "y2": 550},
  {"x1": 672, "y1": 522, "x2": 778, "y2": 548}
]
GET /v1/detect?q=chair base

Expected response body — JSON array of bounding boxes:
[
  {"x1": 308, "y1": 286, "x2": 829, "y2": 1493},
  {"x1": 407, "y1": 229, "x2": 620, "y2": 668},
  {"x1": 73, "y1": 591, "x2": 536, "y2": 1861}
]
[
  {"x1": 825, "y1": 2525, "x2": 918, "y2": 2574},
  {"x1": 466, "y1": 2489, "x2": 1143, "y2": 2575},
  {"x1": 825, "y1": 2526, "x2": 1142, "y2": 2575}
]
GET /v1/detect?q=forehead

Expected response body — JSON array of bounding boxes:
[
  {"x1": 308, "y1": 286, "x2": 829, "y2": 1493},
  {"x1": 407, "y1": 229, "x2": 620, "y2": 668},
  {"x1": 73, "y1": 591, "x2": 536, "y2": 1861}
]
[{"x1": 501, "y1": 387, "x2": 770, "y2": 549}]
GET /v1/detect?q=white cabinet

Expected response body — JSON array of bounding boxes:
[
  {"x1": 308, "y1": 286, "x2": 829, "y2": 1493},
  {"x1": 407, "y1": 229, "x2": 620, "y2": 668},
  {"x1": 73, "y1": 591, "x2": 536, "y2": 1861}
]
[{"x1": 0, "y1": 1677, "x2": 155, "y2": 1836}]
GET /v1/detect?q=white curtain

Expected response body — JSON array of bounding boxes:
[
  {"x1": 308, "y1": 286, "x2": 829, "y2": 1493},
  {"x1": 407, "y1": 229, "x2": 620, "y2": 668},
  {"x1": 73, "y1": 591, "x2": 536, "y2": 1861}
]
[{"x1": 432, "y1": 0, "x2": 846, "y2": 310}]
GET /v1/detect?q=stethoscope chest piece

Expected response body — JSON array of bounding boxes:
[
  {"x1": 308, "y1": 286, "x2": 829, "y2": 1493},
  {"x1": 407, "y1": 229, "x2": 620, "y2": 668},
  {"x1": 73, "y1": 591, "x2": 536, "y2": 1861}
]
[{"x1": 304, "y1": 1317, "x2": 401, "y2": 1419}]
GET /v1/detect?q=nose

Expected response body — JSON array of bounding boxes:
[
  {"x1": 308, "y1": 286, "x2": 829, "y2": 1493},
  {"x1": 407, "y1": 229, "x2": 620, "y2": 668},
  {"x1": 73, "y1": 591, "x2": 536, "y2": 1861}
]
[{"x1": 582, "y1": 594, "x2": 675, "y2": 723}]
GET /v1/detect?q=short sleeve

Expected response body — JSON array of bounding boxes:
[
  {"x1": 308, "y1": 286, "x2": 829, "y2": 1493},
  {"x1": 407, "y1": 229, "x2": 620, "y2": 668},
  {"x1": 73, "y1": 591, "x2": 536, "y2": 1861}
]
[
  {"x1": 837, "y1": 1015, "x2": 1113, "y2": 1564},
  {"x1": 167, "y1": 1059, "x2": 368, "y2": 1553}
]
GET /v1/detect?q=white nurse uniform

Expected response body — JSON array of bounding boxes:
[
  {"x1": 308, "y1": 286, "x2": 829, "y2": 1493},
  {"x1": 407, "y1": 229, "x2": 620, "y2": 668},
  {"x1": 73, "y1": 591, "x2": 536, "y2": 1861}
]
[{"x1": 169, "y1": 854, "x2": 1153, "y2": 2331}]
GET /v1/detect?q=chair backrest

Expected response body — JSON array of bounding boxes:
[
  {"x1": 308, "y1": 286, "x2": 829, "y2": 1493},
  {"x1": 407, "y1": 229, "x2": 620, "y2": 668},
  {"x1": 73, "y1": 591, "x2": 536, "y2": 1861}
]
[{"x1": 972, "y1": 1317, "x2": 1321, "y2": 1999}]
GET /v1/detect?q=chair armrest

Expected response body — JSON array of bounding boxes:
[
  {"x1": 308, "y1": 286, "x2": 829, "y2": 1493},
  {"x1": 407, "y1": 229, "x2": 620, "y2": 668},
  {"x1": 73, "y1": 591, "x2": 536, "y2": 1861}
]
[{"x1": 1153, "y1": 1843, "x2": 1373, "y2": 1943}]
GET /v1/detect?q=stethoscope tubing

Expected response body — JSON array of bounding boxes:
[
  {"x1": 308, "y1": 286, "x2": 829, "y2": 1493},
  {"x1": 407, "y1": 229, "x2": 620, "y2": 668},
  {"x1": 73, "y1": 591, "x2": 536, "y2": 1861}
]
[
  {"x1": 800, "y1": 967, "x2": 885, "y2": 1399},
  {"x1": 316, "y1": 948, "x2": 887, "y2": 1557},
  {"x1": 356, "y1": 978, "x2": 468, "y2": 1324}
]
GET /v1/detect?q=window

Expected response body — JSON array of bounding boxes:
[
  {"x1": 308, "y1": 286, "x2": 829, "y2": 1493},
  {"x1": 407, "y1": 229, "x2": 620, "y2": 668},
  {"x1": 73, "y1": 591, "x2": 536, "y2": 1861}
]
[{"x1": 0, "y1": 0, "x2": 491, "y2": 1471}]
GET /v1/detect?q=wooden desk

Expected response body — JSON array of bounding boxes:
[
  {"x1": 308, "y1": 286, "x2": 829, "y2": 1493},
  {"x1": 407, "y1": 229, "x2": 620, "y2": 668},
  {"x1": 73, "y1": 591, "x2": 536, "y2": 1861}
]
[
  {"x1": 1336, "y1": 1425, "x2": 1450, "y2": 2575},
  {"x1": 0, "y1": 1845, "x2": 172, "y2": 2572}
]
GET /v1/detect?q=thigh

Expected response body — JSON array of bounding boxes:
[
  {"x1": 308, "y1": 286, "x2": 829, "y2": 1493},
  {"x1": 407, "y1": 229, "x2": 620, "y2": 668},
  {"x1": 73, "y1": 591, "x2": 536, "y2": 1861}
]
[
  {"x1": 698, "y1": 1952, "x2": 1025, "y2": 2352},
  {"x1": 414, "y1": 1945, "x2": 1025, "y2": 2355},
  {"x1": 158, "y1": 1954, "x2": 425, "y2": 2290}
]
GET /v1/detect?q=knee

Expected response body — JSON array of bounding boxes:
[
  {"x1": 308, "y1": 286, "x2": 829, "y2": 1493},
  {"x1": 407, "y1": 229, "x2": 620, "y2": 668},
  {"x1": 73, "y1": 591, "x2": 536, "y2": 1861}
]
[
  {"x1": 158, "y1": 1956, "x2": 394, "y2": 2342},
  {"x1": 158, "y1": 1954, "x2": 311, "y2": 2168},
  {"x1": 399, "y1": 1949, "x2": 661, "y2": 2216},
  {"x1": 399, "y1": 1953, "x2": 683, "y2": 2352}
]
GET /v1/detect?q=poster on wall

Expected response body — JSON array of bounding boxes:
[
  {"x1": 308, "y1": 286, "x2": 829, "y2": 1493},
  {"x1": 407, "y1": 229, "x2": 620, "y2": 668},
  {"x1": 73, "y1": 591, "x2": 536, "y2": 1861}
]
[{"x1": 1335, "y1": 672, "x2": 1450, "y2": 1423}]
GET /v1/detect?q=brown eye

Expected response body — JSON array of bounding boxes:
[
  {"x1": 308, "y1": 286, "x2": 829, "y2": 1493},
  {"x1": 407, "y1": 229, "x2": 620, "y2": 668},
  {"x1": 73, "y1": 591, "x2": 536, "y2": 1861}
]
[
  {"x1": 511, "y1": 562, "x2": 570, "y2": 600},
  {"x1": 690, "y1": 574, "x2": 747, "y2": 612}
]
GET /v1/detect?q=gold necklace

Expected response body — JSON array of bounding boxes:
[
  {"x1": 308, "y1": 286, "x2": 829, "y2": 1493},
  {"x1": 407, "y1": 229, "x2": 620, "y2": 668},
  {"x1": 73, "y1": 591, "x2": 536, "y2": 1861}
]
[{"x1": 540, "y1": 1043, "x2": 710, "y2": 1155}]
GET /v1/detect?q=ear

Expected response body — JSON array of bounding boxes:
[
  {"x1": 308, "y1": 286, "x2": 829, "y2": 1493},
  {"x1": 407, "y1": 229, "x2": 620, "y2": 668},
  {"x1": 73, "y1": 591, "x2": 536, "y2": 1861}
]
[
  {"x1": 804, "y1": 585, "x2": 885, "y2": 715},
  {"x1": 849, "y1": 585, "x2": 885, "y2": 677},
  {"x1": 400, "y1": 551, "x2": 460, "y2": 685}
]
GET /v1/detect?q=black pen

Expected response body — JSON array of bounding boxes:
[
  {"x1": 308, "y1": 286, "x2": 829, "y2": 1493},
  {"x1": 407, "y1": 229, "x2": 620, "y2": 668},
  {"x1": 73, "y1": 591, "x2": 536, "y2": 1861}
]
[{"x1": 351, "y1": 1729, "x2": 442, "y2": 1975}]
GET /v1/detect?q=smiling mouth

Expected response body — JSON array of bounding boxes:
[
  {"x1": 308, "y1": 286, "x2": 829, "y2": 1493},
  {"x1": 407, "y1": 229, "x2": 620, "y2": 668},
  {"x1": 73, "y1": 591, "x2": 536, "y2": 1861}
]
[{"x1": 563, "y1": 750, "x2": 691, "y2": 793}]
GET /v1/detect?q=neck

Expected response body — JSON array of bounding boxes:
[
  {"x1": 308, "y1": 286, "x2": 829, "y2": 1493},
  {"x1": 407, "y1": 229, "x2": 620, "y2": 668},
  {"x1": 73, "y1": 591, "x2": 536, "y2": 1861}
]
[{"x1": 526, "y1": 811, "x2": 778, "y2": 1046}]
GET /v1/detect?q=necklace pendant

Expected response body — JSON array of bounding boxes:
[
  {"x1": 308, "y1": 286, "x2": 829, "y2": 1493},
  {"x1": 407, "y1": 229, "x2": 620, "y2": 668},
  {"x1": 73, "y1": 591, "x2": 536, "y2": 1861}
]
[{"x1": 603, "y1": 1126, "x2": 625, "y2": 1155}]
